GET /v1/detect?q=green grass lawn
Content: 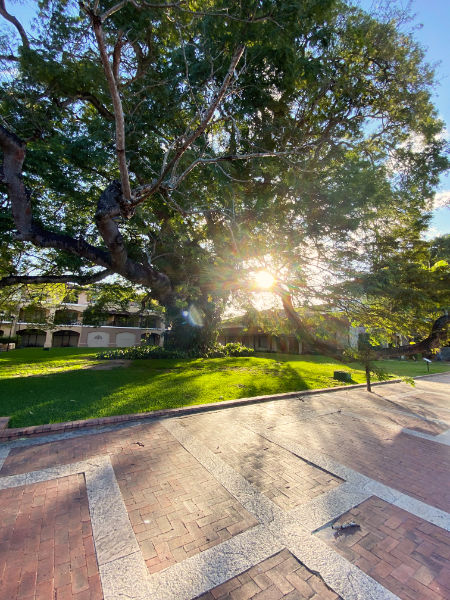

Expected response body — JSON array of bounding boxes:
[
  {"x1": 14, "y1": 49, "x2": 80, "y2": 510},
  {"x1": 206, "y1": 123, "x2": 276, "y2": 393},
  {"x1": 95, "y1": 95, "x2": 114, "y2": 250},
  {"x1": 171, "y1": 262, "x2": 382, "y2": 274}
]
[{"x1": 0, "y1": 348, "x2": 449, "y2": 428}]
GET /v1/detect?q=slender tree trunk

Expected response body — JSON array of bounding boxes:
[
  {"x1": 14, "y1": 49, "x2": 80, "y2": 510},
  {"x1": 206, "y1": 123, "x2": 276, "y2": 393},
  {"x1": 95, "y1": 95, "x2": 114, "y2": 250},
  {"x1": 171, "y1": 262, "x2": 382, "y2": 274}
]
[{"x1": 365, "y1": 363, "x2": 372, "y2": 392}]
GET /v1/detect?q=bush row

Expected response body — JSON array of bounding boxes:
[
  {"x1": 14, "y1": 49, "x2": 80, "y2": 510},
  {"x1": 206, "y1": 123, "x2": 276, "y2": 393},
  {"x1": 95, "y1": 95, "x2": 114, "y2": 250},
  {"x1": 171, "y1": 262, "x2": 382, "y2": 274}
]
[{"x1": 96, "y1": 342, "x2": 254, "y2": 360}]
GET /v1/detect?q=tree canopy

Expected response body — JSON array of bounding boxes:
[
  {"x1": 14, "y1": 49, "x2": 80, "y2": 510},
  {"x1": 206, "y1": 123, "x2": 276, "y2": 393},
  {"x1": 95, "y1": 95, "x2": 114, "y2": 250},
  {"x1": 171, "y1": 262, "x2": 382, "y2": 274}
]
[{"x1": 0, "y1": 0, "x2": 448, "y2": 349}]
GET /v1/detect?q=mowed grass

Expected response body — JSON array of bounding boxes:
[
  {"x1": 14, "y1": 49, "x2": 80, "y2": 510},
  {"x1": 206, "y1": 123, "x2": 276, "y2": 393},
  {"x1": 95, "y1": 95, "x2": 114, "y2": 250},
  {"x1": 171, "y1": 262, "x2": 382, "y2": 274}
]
[{"x1": 0, "y1": 348, "x2": 449, "y2": 428}]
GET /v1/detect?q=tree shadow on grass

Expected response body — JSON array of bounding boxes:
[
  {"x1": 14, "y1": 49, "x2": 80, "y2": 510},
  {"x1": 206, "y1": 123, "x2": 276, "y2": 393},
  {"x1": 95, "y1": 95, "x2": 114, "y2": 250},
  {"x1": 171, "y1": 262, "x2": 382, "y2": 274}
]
[{"x1": 1, "y1": 358, "x2": 313, "y2": 428}]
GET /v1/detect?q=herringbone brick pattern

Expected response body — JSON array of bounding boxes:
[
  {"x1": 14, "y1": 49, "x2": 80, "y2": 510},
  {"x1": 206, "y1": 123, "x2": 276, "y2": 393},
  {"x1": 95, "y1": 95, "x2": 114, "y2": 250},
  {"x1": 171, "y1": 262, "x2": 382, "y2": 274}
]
[
  {"x1": 111, "y1": 424, "x2": 259, "y2": 574},
  {"x1": 316, "y1": 496, "x2": 450, "y2": 600},
  {"x1": 0, "y1": 422, "x2": 168, "y2": 477},
  {"x1": 181, "y1": 414, "x2": 341, "y2": 511},
  {"x1": 195, "y1": 549, "x2": 342, "y2": 600},
  {"x1": 0, "y1": 474, "x2": 102, "y2": 600},
  {"x1": 274, "y1": 412, "x2": 450, "y2": 511}
]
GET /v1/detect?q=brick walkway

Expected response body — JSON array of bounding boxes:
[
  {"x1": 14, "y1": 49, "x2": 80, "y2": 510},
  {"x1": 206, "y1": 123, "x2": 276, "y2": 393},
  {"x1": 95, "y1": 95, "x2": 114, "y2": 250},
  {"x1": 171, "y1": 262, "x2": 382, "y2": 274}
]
[
  {"x1": 0, "y1": 474, "x2": 102, "y2": 600},
  {"x1": 196, "y1": 549, "x2": 342, "y2": 600},
  {"x1": 316, "y1": 496, "x2": 450, "y2": 600},
  {"x1": 0, "y1": 372, "x2": 448, "y2": 599}
]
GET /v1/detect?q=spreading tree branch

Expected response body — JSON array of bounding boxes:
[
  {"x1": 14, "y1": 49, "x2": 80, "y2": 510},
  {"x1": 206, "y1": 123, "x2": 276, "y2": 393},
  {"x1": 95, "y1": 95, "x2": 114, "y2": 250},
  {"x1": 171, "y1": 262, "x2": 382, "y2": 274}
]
[
  {"x1": 0, "y1": 123, "x2": 173, "y2": 301},
  {"x1": 0, "y1": 0, "x2": 29, "y2": 48},
  {"x1": 101, "y1": 0, "x2": 183, "y2": 22},
  {"x1": 276, "y1": 285, "x2": 449, "y2": 360},
  {"x1": 0, "y1": 53, "x2": 19, "y2": 61},
  {"x1": 133, "y1": 44, "x2": 245, "y2": 204},
  {"x1": 172, "y1": 151, "x2": 296, "y2": 188},
  {"x1": 0, "y1": 269, "x2": 112, "y2": 288},
  {"x1": 77, "y1": 92, "x2": 114, "y2": 120},
  {"x1": 82, "y1": 3, "x2": 133, "y2": 211},
  {"x1": 376, "y1": 314, "x2": 450, "y2": 358}
]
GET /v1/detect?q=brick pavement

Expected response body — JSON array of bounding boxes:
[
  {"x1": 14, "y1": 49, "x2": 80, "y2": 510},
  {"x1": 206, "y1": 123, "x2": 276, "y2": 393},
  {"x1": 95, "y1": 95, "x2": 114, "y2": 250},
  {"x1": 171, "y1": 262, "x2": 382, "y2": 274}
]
[
  {"x1": 111, "y1": 423, "x2": 258, "y2": 573},
  {"x1": 181, "y1": 414, "x2": 341, "y2": 511},
  {"x1": 270, "y1": 411, "x2": 450, "y2": 511},
  {"x1": 0, "y1": 474, "x2": 102, "y2": 600},
  {"x1": 0, "y1": 373, "x2": 448, "y2": 600},
  {"x1": 195, "y1": 549, "x2": 342, "y2": 600},
  {"x1": 0, "y1": 423, "x2": 151, "y2": 477},
  {"x1": 316, "y1": 496, "x2": 450, "y2": 600}
]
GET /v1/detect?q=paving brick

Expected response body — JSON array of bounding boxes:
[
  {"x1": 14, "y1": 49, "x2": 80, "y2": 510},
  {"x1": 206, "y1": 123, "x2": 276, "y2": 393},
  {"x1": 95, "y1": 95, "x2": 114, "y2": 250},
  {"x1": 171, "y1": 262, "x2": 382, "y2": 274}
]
[
  {"x1": 181, "y1": 414, "x2": 342, "y2": 510},
  {"x1": 0, "y1": 474, "x2": 103, "y2": 600},
  {"x1": 110, "y1": 423, "x2": 258, "y2": 573},
  {"x1": 316, "y1": 496, "x2": 450, "y2": 600},
  {"x1": 272, "y1": 396, "x2": 450, "y2": 512},
  {"x1": 196, "y1": 550, "x2": 341, "y2": 600}
]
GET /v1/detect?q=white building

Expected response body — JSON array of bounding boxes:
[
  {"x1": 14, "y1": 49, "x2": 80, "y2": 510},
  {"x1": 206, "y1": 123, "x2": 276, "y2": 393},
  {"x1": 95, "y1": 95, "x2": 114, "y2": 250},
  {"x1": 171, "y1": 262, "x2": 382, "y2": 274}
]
[{"x1": 0, "y1": 291, "x2": 165, "y2": 349}]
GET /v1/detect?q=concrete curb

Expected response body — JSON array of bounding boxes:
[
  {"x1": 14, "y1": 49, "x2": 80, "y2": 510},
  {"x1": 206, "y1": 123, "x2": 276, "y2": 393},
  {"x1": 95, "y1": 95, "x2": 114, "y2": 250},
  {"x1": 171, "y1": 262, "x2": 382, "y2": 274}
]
[{"x1": 1, "y1": 371, "x2": 447, "y2": 441}]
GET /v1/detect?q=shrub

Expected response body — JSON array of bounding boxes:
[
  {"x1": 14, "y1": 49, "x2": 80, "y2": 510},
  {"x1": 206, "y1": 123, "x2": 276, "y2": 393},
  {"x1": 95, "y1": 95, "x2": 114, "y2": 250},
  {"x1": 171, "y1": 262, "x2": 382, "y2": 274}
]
[
  {"x1": 96, "y1": 345, "x2": 187, "y2": 360},
  {"x1": 221, "y1": 342, "x2": 254, "y2": 357},
  {"x1": 0, "y1": 335, "x2": 20, "y2": 344},
  {"x1": 96, "y1": 342, "x2": 254, "y2": 360}
]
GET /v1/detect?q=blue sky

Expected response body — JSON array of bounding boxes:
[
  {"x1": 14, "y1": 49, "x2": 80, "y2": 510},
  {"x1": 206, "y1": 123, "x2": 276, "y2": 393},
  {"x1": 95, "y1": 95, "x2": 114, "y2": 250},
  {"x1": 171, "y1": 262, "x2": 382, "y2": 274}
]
[
  {"x1": 8, "y1": 0, "x2": 450, "y2": 235},
  {"x1": 358, "y1": 0, "x2": 450, "y2": 235},
  {"x1": 409, "y1": 0, "x2": 450, "y2": 235}
]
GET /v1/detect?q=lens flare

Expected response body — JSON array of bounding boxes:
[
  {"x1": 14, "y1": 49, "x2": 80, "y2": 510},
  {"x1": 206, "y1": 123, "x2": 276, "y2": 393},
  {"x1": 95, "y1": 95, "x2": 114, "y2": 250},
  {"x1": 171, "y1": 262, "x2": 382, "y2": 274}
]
[{"x1": 253, "y1": 271, "x2": 276, "y2": 289}]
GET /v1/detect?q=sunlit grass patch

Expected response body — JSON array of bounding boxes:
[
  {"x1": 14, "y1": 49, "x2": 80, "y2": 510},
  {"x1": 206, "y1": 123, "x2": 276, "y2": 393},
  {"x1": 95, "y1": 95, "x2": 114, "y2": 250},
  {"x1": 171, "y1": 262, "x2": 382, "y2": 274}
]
[{"x1": 0, "y1": 348, "x2": 448, "y2": 428}]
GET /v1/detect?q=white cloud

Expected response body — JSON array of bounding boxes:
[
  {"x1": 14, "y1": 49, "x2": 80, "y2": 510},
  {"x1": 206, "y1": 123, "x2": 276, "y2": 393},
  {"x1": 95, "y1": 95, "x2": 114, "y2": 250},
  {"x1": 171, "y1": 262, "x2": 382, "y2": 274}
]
[
  {"x1": 422, "y1": 226, "x2": 442, "y2": 241},
  {"x1": 433, "y1": 190, "x2": 450, "y2": 210}
]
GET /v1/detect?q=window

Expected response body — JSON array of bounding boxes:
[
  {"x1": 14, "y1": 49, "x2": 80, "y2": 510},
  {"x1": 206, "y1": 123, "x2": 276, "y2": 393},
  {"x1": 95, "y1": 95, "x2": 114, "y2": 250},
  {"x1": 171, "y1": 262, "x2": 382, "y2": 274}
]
[{"x1": 19, "y1": 307, "x2": 46, "y2": 323}]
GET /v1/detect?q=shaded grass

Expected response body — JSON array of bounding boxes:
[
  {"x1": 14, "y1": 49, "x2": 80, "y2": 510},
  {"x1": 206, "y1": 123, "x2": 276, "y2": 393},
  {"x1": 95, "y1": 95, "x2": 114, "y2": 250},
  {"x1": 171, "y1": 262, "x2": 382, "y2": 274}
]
[{"x1": 0, "y1": 348, "x2": 448, "y2": 428}]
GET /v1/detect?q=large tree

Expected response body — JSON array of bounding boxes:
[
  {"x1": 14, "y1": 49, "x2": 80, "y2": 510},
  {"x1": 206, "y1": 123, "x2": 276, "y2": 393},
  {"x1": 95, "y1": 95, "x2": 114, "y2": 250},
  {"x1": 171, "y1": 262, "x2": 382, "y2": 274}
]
[{"x1": 0, "y1": 0, "x2": 447, "y2": 348}]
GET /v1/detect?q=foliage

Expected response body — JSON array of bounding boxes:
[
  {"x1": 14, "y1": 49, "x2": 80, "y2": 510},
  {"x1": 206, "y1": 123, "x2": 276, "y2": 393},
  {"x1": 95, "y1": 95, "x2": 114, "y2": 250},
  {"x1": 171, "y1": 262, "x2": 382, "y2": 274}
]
[
  {"x1": 0, "y1": 0, "x2": 448, "y2": 351},
  {"x1": 82, "y1": 281, "x2": 164, "y2": 325},
  {"x1": 0, "y1": 335, "x2": 20, "y2": 344},
  {"x1": 96, "y1": 341, "x2": 254, "y2": 360},
  {"x1": 96, "y1": 345, "x2": 187, "y2": 360},
  {"x1": 332, "y1": 232, "x2": 450, "y2": 348},
  {"x1": 201, "y1": 342, "x2": 255, "y2": 358}
]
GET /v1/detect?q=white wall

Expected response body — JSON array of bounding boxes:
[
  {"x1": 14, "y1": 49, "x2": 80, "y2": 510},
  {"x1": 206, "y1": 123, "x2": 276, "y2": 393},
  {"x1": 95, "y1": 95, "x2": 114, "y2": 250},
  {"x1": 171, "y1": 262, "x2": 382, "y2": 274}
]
[
  {"x1": 116, "y1": 332, "x2": 136, "y2": 347},
  {"x1": 87, "y1": 331, "x2": 110, "y2": 347}
]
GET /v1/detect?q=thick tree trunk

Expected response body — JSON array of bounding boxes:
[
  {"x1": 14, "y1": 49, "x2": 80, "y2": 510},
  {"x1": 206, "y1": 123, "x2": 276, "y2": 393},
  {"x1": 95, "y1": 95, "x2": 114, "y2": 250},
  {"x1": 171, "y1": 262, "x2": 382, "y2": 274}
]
[{"x1": 163, "y1": 295, "x2": 222, "y2": 353}]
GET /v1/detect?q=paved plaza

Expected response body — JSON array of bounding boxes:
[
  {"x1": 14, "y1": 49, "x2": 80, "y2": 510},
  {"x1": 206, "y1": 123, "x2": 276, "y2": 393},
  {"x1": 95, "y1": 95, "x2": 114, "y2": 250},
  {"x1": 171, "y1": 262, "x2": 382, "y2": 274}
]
[{"x1": 0, "y1": 372, "x2": 449, "y2": 600}]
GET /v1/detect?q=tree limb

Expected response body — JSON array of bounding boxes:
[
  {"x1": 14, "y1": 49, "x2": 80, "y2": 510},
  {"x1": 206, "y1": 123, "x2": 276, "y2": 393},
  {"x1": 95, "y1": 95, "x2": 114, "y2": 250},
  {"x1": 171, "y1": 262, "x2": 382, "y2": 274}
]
[
  {"x1": 277, "y1": 285, "x2": 449, "y2": 360},
  {"x1": 0, "y1": 0, "x2": 29, "y2": 48},
  {"x1": 77, "y1": 92, "x2": 114, "y2": 120},
  {"x1": 95, "y1": 180, "x2": 128, "y2": 270},
  {"x1": 0, "y1": 123, "x2": 172, "y2": 302},
  {"x1": 133, "y1": 44, "x2": 245, "y2": 205},
  {"x1": 277, "y1": 287, "x2": 344, "y2": 360},
  {"x1": 0, "y1": 269, "x2": 112, "y2": 289},
  {"x1": 0, "y1": 53, "x2": 19, "y2": 61},
  {"x1": 112, "y1": 30, "x2": 125, "y2": 81},
  {"x1": 376, "y1": 314, "x2": 449, "y2": 358},
  {"x1": 101, "y1": 0, "x2": 183, "y2": 21},
  {"x1": 82, "y1": 4, "x2": 133, "y2": 212},
  {"x1": 171, "y1": 150, "x2": 296, "y2": 188},
  {"x1": 0, "y1": 125, "x2": 32, "y2": 237}
]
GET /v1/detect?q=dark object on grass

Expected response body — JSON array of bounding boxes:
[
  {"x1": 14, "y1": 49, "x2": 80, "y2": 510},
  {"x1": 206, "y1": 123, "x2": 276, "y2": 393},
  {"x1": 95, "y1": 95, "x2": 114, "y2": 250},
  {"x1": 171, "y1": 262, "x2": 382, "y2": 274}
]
[{"x1": 333, "y1": 370, "x2": 352, "y2": 382}]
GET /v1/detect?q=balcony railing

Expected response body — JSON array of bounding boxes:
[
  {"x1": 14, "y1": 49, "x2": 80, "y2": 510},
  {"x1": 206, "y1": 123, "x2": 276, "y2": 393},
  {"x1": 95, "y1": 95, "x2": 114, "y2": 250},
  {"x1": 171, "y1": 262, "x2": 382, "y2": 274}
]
[{"x1": 1, "y1": 315, "x2": 164, "y2": 329}]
